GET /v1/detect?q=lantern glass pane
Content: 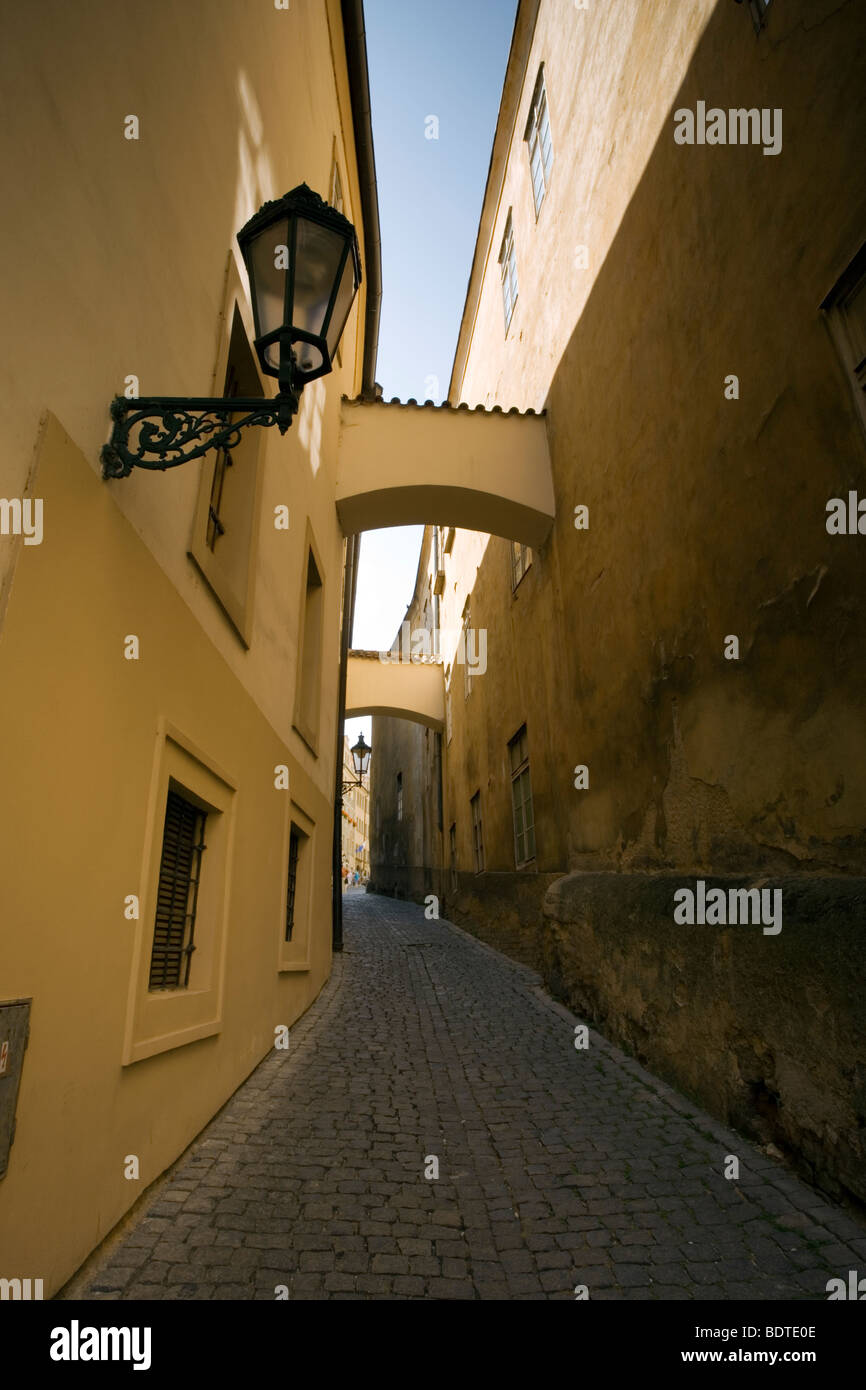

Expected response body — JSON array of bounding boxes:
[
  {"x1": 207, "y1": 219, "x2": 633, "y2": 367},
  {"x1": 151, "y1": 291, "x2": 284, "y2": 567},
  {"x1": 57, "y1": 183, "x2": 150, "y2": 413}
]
[
  {"x1": 293, "y1": 218, "x2": 346, "y2": 342},
  {"x1": 248, "y1": 217, "x2": 289, "y2": 348},
  {"x1": 326, "y1": 250, "x2": 358, "y2": 359}
]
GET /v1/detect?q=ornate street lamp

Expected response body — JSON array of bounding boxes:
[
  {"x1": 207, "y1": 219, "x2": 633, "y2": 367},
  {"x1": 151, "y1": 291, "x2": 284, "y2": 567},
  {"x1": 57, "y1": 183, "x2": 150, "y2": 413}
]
[
  {"x1": 101, "y1": 184, "x2": 361, "y2": 478},
  {"x1": 343, "y1": 732, "x2": 371, "y2": 791}
]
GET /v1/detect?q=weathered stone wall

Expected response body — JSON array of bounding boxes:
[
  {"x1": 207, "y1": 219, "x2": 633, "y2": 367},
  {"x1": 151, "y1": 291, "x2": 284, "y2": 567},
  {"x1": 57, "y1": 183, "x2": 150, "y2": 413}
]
[
  {"x1": 542, "y1": 873, "x2": 866, "y2": 1207},
  {"x1": 370, "y1": 0, "x2": 866, "y2": 1204},
  {"x1": 444, "y1": 871, "x2": 563, "y2": 969}
]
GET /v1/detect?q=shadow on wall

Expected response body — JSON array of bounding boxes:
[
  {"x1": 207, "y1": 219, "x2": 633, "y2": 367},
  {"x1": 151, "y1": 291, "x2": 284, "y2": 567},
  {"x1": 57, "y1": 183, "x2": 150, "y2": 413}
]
[{"x1": 448, "y1": 0, "x2": 866, "y2": 1206}]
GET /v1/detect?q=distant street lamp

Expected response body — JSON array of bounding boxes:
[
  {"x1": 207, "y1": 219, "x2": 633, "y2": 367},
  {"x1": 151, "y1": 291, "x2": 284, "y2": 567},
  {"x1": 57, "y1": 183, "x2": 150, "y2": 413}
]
[
  {"x1": 102, "y1": 184, "x2": 361, "y2": 477},
  {"x1": 343, "y1": 732, "x2": 371, "y2": 792}
]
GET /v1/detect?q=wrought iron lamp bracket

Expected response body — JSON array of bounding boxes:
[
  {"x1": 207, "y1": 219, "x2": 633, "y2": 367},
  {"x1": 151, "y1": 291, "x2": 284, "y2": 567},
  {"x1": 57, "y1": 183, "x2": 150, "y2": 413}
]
[{"x1": 101, "y1": 389, "x2": 299, "y2": 479}]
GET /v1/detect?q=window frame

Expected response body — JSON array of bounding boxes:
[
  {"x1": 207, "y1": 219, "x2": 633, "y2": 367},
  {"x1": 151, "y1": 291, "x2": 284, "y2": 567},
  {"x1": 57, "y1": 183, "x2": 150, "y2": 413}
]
[
  {"x1": 124, "y1": 721, "x2": 237, "y2": 1066},
  {"x1": 822, "y1": 242, "x2": 866, "y2": 446},
  {"x1": 292, "y1": 522, "x2": 326, "y2": 756},
  {"x1": 188, "y1": 276, "x2": 266, "y2": 649},
  {"x1": 148, "y1": 789, "x2": 208, "y2": 992},
  {"x1": 524, "y1": 64, "x2": 554, "y2": 218},
  {"x1": 470, "y1": 790, "x2": 485, "y2": 874},
  {"x1": 509, "y1": 725, "x2": 536, "y2": 869},
  {"x1": 510, "y1": 540, "x2": 532, "y2": 592},
  {"x1": 498, "y1": 211, "x2": 519, "y2": 333},
  {"x1": 744, "y1": 0, "x2": 772, "y2": 34},
  {"x1": 462, "y1": 601, "x2": 473, "y2": 700},
  {"x1": 278, "y1": 804, "x2": 314, "y2": 972}
]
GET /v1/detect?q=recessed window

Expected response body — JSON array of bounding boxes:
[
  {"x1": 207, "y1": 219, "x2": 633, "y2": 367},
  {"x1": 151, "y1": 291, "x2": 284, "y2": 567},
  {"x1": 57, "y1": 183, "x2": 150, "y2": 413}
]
[
  {"x1": 397, "y1": 771, "x2": 403, "y2": 822},
  {"x1": 499, "y1": 212, "x2": 519, "y2": 332},
  {"x1": 462, "y1": 600, "x2": 473, "y2": 700},
  {"x1": 293, "y1": 533, "x2": 325, "y2": 753},
  {"x1": 822, "y1": 243, "x2": 866, "y2": 443},
  {"x1": 471, "y1": 791, "x2": 485, "y2": 874},
  {"x1": 149, "y1": 789, "x2": 207, "y2": 991},
  {"x1": 285, "y1": 825, "x2": 301, "y2": 942},
  {"x1": 509, "y1": 725, "x2": 536, "y2": 868},
  {"x1": 524, "y1": 65, "x2": 554, "y2": 217},
  {"x1": 739, "y1": 0, "x2": 772, "y2": 33},
  {"x1": 449, "y1": 822, "x2": 458, "y2": 891},
  {"x1": 206, "y1": 362, "x2": 240, "y2": 551},
  {"x1": 189, "y1": 301, "x2": 265, "y2": 646},
  {"x1": 330, "y1": 156, "x2": 344, "y2": 214},
  {"x1": 510, "y1": 541, "x2": 532, "y2": 590}
]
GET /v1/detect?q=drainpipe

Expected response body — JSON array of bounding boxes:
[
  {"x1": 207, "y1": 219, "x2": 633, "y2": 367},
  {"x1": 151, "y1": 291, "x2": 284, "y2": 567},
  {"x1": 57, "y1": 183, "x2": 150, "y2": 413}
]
[{"x1": 333, "y1": 0, "x2": 382, "y2": 951}]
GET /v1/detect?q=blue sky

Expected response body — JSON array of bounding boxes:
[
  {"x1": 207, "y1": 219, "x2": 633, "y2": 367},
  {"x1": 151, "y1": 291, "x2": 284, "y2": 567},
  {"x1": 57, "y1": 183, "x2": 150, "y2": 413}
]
[{"x1": 346, "y1": 0, "x2": 517, "y2": 747}]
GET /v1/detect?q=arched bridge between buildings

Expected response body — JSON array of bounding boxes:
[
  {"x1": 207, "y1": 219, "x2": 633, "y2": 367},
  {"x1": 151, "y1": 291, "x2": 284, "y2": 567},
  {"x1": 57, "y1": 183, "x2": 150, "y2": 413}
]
[
  {"x1": 346, "y1": 650, "x2": 445, "y2": 730},
  {"x1": 336, "y1": 396, "x2": 555, "y2": 547}
]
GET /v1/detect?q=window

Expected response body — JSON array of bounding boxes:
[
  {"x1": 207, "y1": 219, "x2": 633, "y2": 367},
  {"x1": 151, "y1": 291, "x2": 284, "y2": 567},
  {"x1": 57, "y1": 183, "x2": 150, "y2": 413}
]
[
  {"x1": 509, "y1": 725, "x2": 536, "y2": 867},
  {"x1": 434, "y1": 732, "x2": 443, "y2": 832},
  {"x1": 126, "y1": 723, "x2": 236, "y2": 1065},
  {"x1": 462, "y1": 600, "x2": 473, "y2": 700},
  {"x1": 189, "y1": 298, "x2": 265, "y2": 646},
  {"x1": 471, "y1": 791, "x2": 485, "y2": 873},
  {"x1": 285, "y1": 826, "x2": 301, "y2": 942},
  {"x1": 510, "y1": 541, "x2": 532, "y2": 590},
  {"x1": 449, "y1": 822, "x2": 458, "y2": 891},
  {"x1": 397, "y1": 772, "x2": 403, "y2": 821},
  {"x1": 499, "y1": 212, "x2": 519, "y2": 332},
  {"x1": 148, "y1": 789, "x2": 207, "y2": 991},
  {"x1": 738, "y1": 0, "x2": 772, "y2": 33},
  {"x1": 525, "y1": 65, "x2": 554, "y2": 216},
  {"x1": 279, "y1": 809, "x2": 313, "y2": 971},
  {"x1": 823, "y1": 243, "x2": 866, "y2": 442},
  {"x1": 293, "y1": 529, "x2": 325, "y2": 753},
  {"x1": 206, "y1": 362, "x2": 240, "y2": 551},
  {"x1": 329, "y1": 157, "x2": 344, "y2": 214}
]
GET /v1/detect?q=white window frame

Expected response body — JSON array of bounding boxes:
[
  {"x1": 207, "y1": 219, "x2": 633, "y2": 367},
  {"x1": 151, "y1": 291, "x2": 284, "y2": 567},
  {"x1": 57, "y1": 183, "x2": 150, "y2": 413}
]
[
  {"x1": 499, "y1": 212, "x2": 519, "y2": 333},
  {"x1": 524, "y1": 65, "x2": 554, "y2": 217}
]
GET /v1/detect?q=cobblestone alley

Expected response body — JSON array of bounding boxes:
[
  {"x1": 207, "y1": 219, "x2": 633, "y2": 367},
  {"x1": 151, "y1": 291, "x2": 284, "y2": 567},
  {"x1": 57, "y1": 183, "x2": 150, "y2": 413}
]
[{"x1": 71, "y1": 893, "x2": 866, "y2": 1301}]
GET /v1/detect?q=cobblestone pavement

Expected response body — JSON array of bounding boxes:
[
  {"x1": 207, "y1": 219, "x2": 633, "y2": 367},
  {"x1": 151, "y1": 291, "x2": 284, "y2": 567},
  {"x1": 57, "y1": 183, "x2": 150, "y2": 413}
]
[{"x1": 73, "y1": 892, "x2": 865, "y2": 1301}]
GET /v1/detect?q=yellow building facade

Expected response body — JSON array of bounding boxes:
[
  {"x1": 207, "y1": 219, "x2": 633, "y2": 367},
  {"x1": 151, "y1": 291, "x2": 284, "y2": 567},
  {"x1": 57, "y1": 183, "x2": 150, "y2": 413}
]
[{"x1": 0, "y1": 0, "x2": 379, "y2": 1294}]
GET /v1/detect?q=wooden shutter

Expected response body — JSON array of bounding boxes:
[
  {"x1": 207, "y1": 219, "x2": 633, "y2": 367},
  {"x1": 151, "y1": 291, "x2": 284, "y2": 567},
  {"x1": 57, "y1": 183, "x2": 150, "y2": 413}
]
[{"x1": 149, "y1": 790, "x2": 207, "y2": 990}]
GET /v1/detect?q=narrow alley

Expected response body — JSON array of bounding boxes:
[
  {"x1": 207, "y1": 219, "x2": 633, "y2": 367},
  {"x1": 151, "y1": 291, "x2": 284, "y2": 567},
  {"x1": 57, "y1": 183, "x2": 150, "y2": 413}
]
[{"x1": 70, "y1": 894, "x2": 865, "y2": 1302}]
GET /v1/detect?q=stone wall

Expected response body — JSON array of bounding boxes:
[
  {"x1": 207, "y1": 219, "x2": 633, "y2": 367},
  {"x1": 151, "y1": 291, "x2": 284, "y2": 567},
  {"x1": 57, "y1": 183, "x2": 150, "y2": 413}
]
[{"x1": 542, "y1": 872, "x2": 866, "y2": 1208}]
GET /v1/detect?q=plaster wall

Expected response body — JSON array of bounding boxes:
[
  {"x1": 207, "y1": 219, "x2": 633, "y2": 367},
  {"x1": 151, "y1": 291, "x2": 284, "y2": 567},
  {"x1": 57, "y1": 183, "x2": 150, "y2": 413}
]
[
  {"x1": 0, "y1": 0, "x2": 367, "y2": 1290},
  {"x1": 374, "y1": 0, "x2": 866, "y2": 1199}
]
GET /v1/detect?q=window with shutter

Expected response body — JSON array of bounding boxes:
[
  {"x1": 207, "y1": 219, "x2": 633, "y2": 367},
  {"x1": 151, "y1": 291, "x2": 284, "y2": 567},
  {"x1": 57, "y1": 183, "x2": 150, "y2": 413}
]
[{"x1": 149, "y1": 790, "x2": 207, "y2": 991}]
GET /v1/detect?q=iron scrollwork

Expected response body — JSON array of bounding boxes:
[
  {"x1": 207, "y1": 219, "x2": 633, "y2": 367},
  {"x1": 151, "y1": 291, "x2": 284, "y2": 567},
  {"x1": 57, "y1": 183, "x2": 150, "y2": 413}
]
[{"x1": 100, "y1": 391, "x2": 299, "y2": 479}]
